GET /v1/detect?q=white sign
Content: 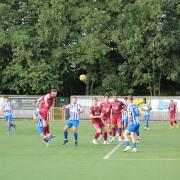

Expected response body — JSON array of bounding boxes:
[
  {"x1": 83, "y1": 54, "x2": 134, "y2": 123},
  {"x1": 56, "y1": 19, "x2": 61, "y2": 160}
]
[{"x1": 151, "y1": 99, "x2": 180, "y2": 111}]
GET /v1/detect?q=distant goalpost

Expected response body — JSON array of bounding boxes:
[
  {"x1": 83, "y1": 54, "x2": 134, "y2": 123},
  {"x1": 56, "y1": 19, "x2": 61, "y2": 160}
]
[{"x1": 49, "y1": 107, "x2": 65, "y2": 121}]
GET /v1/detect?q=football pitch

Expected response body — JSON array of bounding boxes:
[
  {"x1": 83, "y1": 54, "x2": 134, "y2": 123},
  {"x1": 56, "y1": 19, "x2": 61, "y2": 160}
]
[{"x1": 0, "y1": 121, "x2": 180, "y2": 180}]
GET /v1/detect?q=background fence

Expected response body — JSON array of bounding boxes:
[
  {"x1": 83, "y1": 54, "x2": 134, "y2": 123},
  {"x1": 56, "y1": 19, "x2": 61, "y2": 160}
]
[
  {"x1": 0, "y1": 95, "x2": 69, "y2": 120},
  {"x1": 0, "y1": 95, "x2": 180, "y2": 121},
  {"x1": 74, "y1": 96, "x2": 180, "y2": 121},
  {"x1": 0, "y1": 95, "x2": 38, "y2": 119}
]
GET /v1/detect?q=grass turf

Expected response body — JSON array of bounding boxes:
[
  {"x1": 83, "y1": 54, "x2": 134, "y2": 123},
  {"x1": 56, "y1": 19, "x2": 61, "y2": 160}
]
[{"x1": 0, "y1": 120, "x2": 180, "y2": 180}]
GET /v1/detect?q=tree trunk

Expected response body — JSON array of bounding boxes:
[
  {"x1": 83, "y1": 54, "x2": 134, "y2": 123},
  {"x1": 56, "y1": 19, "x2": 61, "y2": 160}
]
[
  {"x1": 152, "y1": 64, "x2": 156, "y2": 96},
  {"x1": 148, "y1": 70, "x2": 153, "y2": 96},
  {"x1": 153, "y1": 84, "x2": 156, "y2": 96},
  {"x1": 85, "y1": 81, "x2": 89, "y2": 95},
  {"x1": 148, "y1": 84, "x2": 153, "y2": 96},
  {"x1": 90, "y1": 81, "x2": 94, "y2": 95},
  {"x1": 157, "y1": 69, "x2": 162, "y2": 96}
]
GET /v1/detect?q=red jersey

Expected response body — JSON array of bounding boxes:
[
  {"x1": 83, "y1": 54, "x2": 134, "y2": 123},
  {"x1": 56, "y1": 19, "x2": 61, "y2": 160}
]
[
  {"x1": 89, "y1": 106, "x2": 102, "y2": 124},
  {"x1": 169, "y1": 103, "x2": 176, "y2": 113},
  {"x1": 39, "y1": 93, "x2": 55, "y2": 110},
  {"x1": 111, "y1": 100, "x2": 124, "y2": 117},
  {"x1": 100, "y1": 101, "x2": 111, "y2": 118}
]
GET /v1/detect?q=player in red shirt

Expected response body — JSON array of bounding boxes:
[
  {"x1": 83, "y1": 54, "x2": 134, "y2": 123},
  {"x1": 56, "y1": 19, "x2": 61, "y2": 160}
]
[
  {"x1": 168, "y1": 100, "x2": 178, "y2": 128},
  {"x1": 89, "y1": 98, "x2": 108, "y2": 144},
  {"x1": 111, "y1": 95, "x2": 125, "y2": 142},
  {"x1": 36, "y1": 89, "x2": 57, "y2": 143},
  {"x1": 100, "y1": 96, "x2": 112, "y2": 141}
]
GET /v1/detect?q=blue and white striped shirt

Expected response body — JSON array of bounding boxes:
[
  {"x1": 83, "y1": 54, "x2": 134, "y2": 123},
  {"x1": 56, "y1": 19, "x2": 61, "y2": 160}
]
[
  {"x1": 127, "y1": 103, "x2": 140, "y2": 125},
  {"x1": 2, "y1": 101, "x2": 14, "y2": 116},
  {"x1": 33, "y1": 109, "x2": 43, "y2": 128},
  {"x1": 122, "y1": 111, "x2": 128, "y2": 120},
  {"x1": 66, "y1": 103, "x2": 81, "y2": 121},
  {"x1": 141, "y1": 103, "x2": 151, "y2": 115}
]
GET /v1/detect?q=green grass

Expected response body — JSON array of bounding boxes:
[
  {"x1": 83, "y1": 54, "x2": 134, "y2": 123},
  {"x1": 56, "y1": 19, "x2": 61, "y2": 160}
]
[{"x1": 0, "y1": 120, "x2": 180, "y2": 180}]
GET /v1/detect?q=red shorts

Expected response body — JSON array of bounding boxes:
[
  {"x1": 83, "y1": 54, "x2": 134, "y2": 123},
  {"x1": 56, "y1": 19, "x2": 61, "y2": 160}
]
[
  {"x1": 93, "y1": 121, "x2": 104, "y2": 130},
  {"x1": 169, "y1": 113, "x2": 176, "y2": 121},
  {"x1": 103, "y1": 117, "x2": 111, "y2": 124},
  {"x1": 39, "y1": 102, "x2": 50, "y2": 120},
  {"x1": 39, "y1": 108, "x2": 49, "y2": 120},
  {"x1": 112, "y1": 116, "x2": 121, "y2": 125}
]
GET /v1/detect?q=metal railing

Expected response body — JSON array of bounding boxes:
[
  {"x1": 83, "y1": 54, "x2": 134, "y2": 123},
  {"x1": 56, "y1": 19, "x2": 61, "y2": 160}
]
[{"x1": 0, "y1": 95, "x2": 179, "y2": 121}]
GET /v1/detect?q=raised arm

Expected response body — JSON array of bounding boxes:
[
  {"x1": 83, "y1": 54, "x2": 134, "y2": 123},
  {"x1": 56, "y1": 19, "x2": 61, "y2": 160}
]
[
  {"x1": 44, "y1": 94, "x2": 51, "y2": 107},
  {"x1": 62, "y1": 104, "x2": 70, "y2": 110},
  {"x1": 36, "y1": 96, "x2": 44, "y2": 108}
]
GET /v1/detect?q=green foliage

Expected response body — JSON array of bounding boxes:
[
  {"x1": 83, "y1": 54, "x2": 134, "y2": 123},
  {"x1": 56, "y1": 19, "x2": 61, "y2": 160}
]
[{"x1": 0, "y1": 0, "x2": 179, "y2": 95}]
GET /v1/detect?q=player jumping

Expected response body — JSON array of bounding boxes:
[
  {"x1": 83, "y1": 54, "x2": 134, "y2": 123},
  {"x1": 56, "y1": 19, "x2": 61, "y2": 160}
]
[
  {"x1": 1, "y1": 96, "x2": 16, "y2": 134},
  {"x1": 36, "y1": 89, "x2": 57, "y2": 142},
  {"x1": 90, "y1": 98, "x2": 108, "y2": 145},
  {"x1": 168, "y1": 100, "x2": 178, "y2": 128},
  {"x1": 123, "y1": 96, "x2": 140, "y2": 152},
  {"x1": 62, "y1": 96, "x2": 83, "y2": 146},
  {"x1": 110, "y1": 95, "x2": 124, "y2": 142}
]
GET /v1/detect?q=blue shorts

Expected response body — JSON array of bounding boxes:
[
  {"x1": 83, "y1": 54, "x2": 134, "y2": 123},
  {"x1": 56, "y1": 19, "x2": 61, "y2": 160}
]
[
  {"x1": 5, "y1": 115, "x2": 13, "y2": 121},
  {"x1": 66, "y1": 120, "x2": 79, "y2": 128},
  {"x1": 144, "y1": 114, "x2": 150, "y2": 120},
  {"x1": 125, "y1": 124, "x2": 140, "y2": 133},
  {"x1": 37, "y1": 126, "x2": 43, "y2": 134},
  {"x1": 121, "y1": 118, "x2": 128, "y2": 126}
]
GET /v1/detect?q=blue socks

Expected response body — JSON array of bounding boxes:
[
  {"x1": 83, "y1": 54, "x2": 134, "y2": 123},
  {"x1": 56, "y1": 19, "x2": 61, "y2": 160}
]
[
  {"x1": 7, "y1": 123, "x2": 15, "y2": 133},
  {"x1": 74, "y1": 132, "x2": 78, "y2": 141},
  {"x1": 64, "y1": 131, "x2": 78, "y2": 141},
  {"x1": 136, "y1": 129, "x2": 140, "y2": 137},
  {"x1": 8, "y1": 124, "x2": 11, "y2": 133},
  {"x1": 145, "y1": 119, "x2": 149, "y2": 128},
  {"x1": 64, "y1": 131, "x2": 68, "y2": 140},
  {"x1": 133, "y1": 143, "x2": 137, "y2": 149},
  {"x1": 125, "y1": 141, "x2": 130, "y2": 147}
]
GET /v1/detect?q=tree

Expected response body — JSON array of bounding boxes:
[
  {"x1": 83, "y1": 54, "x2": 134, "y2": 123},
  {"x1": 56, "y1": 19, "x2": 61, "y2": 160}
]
[
  {"x1": 0, "y1": 0, "x2": 179, "y2": 96},
  {"x1": 115, "y1": 0, "x2": 180, "y2": 96}
]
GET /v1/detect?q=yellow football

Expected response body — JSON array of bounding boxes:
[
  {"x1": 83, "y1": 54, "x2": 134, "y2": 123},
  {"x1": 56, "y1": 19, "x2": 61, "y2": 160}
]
[{"x1": 79, "y1": 74, "x2": 87, "y2": 81}]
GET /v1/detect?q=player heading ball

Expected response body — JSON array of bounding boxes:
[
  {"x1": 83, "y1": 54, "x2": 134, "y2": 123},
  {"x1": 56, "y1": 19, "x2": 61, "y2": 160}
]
[{"x1": 36, "y1": 89, "x2": 57, "y2": 144}]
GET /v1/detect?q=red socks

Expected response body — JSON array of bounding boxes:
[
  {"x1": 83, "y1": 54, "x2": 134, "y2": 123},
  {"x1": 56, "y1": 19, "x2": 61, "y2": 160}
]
[
  {"x1": 109, "y1": 130, "x2": 112, "y2": 136},
  {"x1": 112, "y1": 128, "x2": 122, "y2": 137},
  {"x1": 170, "y1": 122, "x2": 173, "y2": 126},
  {"x1": 43, "y1": 126, "x2": 48, "y2": 136},
  {"x1": 95, "y1": 131, "x2": 100, "y2": 139},
  {"x1": 47, "y1": 125, "x2": 49, "y2": 134},
  {"x1": 103, "y1": 132, "x2": 107, "y2": 141},
  {"x1": 170, "y1": 121, "x2": 177, "y2": 126},
  {"x1": 112, "y1": 128, "x2": 116, "y2": 137},
  {"x1": 118, "y1": 128, "x2": 122, "y2": 136},
  {"x1": 43, "y1": 125, "x2": 50, "y2": 136}
]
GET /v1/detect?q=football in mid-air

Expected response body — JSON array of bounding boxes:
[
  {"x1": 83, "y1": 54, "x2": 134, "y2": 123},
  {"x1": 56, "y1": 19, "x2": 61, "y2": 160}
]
[{"x1": 79, "y1": 74, "x2": 87, "y2": 82}]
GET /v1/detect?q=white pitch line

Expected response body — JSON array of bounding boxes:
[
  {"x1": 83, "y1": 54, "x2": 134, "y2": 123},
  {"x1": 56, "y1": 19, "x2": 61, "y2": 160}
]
[
  {"x1": 103, "y1": 142, "x2": 123, "y2": 160},
  {"x1": 106, "y1": 158, "x2": 180, "y2": 161}
]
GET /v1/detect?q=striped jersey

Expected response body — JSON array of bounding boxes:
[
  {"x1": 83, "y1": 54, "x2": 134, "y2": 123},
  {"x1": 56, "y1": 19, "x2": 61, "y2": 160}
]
[
  {"x1": 122, "y1": 110, "x2": 128, "y2": 120},
  {"x1": 141, "y1": 103, "x2": 151, "y2": 115},
  {"x1": 127, "y1": 103, "x2": 140, "y2": 125},
  {"x1": 33, "y1": 109, "x2": 43, "y2": 128},
  {"x1": 66, "y1": 103, "x2": 81, "y2": 121},
  {"x1": 2, "y1": 101, "x2": 14, "y2": 116}
]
